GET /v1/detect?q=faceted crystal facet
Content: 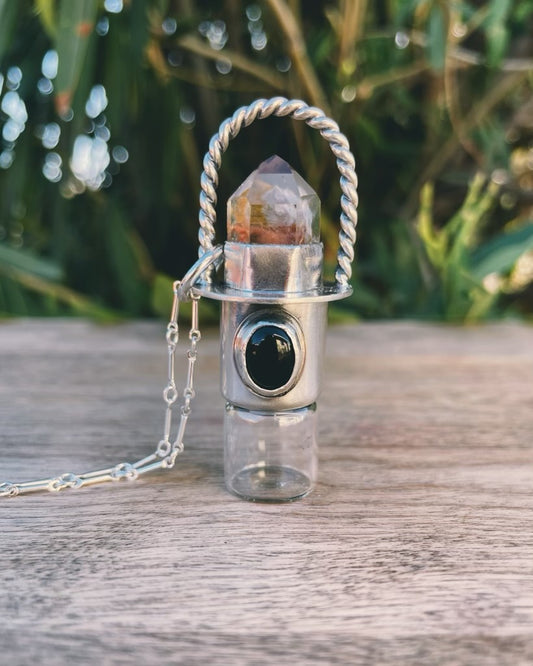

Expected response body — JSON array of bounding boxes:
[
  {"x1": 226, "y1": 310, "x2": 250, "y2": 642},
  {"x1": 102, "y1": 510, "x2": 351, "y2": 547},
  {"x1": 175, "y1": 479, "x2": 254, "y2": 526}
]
[{"x1": 227, "y1": 155, "x2": 320, "y2": 245}]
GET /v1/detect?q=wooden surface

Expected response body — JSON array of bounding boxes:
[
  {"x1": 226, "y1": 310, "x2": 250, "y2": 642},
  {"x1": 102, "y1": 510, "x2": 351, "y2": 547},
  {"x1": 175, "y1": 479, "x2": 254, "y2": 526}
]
[{"x1": 1, "y1": 319, "x2": 532, "y2": 665}]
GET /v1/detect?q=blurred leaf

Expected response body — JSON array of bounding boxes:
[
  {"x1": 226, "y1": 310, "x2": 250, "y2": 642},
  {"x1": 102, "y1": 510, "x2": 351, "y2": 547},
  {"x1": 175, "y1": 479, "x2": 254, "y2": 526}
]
[
  {"x1": 513, "y1": 0, "x2": 533, "y2": 22},
  {"x1": 0, "y1": 243, "x2": 63, "y2": 281},
  {"x1": 151, "y1": 272, "x2": 174, "y2": 319},
  {"x1": 486, "y1": 22, "x2": 509, "y2": 68},
  {"x1": 446, "y1": 174, "x2": 498, "y2": 247},
  {"x1": 427, "y1": 3, "x2": 446, "y2": 71},
  {"x1": 340, "y1": 280, "x2": 381, "y2": 317},
  {"x1": 470, "y1": 223, "x2": 533, "y2": 280},
  {"x1": 328, "y1": 304, "x2": 360, "y2": 323},
  {"x1": 105, "y1": 203, "x2": 150, "y2": 315},
  {"x1": 54, "y1": 0, "x2": 98, "y2": 115},
  {"x1": 0, "y1": 262, "x2": 117, "y2": 320},
  {"x1": 129, "y1": 0, "x2": 149, "y2": 64},
  {"x1": 35, "y1": 0, "x2": 56, "y2": 38},
  {"x1": 0, "y1": 0, "x2": 21, "y2": 66},
  {"x1": 417, "y1": 182, "x2": 447, "y2": 268},
  {"x1": 0, "y1": 275, "x2": 29, "y2": 315},
  {"x1": 462, "y1": 271, "x2": 498, "y2": 322},
  {"x1": 484, "y1": 0, "x2": 512, "y2": 67},
  {"x1": 395, "y1": 0, "x2": 422, "y2": 26},
  {"x1": 416, "y1": 175, "x2": 503, "y2": 321}
]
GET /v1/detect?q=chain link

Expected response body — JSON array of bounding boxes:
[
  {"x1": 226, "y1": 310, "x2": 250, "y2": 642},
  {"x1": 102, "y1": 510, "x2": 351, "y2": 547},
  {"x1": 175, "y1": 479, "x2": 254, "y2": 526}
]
[{"x1": 0, "y1": 262, "x2": 215, "y2": 498}]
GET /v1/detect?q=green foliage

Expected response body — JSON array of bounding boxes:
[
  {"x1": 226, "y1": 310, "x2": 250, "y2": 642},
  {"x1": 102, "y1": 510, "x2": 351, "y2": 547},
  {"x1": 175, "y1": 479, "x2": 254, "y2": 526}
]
[
  {"x1": 427, "y1": 2, "x2": 447, "y2": 72},
  {"x1": 0, "y1": 0, "x2": 532, "y2": 321},
  {"x1": 471, "y1": 223, "x2": 533, "y2": 281},
  {"x1": 54, "y1": 0, "x2": 99, "y2": 115},
  {"x1": 485, "y1": 0, "x2": 513, "y2": 67},
  {"x1": 416, "y1": 176, "x2": 533, "y2": 321},
  {"x1": 416, "y1": 175, "x2": 499, "y2": 321}
]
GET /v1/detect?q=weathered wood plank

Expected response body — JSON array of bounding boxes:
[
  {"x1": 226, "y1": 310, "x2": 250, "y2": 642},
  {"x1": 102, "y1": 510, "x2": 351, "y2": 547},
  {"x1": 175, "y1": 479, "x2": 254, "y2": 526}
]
[{"x1": 1, "y1": 320, "x2": 532, "y2": 665}]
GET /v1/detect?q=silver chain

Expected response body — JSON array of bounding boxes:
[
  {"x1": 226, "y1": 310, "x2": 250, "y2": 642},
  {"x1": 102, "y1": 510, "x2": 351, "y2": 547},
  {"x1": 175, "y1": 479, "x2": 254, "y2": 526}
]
[{"x1": 0, "y1": 280, "x2": 204, "y2": 498}]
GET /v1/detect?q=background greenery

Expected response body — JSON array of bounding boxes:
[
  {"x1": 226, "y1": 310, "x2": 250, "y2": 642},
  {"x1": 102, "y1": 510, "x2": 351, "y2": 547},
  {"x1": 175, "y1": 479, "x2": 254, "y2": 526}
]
[{"x1": 0, "y1": 0, "x2": 532, "y2": 321}]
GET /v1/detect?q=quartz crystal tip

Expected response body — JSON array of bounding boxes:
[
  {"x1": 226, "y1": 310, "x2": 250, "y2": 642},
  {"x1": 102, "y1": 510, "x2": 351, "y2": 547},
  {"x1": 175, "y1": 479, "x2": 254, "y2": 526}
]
[{"x1": 227, "y1": 155, "x2": 320, "y2": 245}]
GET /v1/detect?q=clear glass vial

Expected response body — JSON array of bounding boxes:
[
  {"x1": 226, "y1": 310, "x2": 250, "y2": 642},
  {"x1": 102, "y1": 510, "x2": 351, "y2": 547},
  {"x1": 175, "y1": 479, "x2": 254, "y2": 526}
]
[{"x1": 224, "y1": 403, "x2": 317, "y2": 501}]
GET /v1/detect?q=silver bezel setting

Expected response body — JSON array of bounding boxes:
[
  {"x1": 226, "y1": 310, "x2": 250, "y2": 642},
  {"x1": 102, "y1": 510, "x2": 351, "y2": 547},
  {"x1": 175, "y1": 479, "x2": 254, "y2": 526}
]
[
  {"x1": 233, "y1": 310, "x2": 305, "y2": 398},
  {"x1": 191, "y1": 241, "x2": 352, "y2": 303}
]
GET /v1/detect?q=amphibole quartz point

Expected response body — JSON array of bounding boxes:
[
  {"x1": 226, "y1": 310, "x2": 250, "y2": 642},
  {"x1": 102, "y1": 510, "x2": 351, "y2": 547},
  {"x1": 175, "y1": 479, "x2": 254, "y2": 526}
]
[{"x1": 227, "y1": 155, "x2": 320, "y2": 245}]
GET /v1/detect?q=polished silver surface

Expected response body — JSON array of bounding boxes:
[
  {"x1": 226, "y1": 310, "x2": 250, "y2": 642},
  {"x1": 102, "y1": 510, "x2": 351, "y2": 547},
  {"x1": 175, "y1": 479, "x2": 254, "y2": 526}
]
[
  {"x1": 233, "y1": 310, "x2": 305, "y2": 398},
  {"x1": 197, "y1": 97, "x2": 358, "y2": 287},
  {"x1": 224, "y1": 241, "x2": 323, "y2": 293},
  {"x1": 193, "y1": 281, "x2": 352, "y2": 303},
  {"x1": 177, "y1": 244, "x2": 224, "y2": 300},
  {"x1": 221, "y1": 300, "x2": 327, "y2": 411}
]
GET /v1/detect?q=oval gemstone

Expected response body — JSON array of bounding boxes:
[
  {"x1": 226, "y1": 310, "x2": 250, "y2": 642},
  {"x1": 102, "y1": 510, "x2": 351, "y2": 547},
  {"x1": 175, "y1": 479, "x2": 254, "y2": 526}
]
[{"x1": 245, "y1": 325, "x2": 295, "y2": 391}]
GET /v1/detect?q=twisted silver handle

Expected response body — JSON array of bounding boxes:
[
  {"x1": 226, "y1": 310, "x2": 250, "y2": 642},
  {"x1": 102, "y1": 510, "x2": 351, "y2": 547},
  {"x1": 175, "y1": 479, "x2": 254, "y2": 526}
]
[{"x1": 198, "y1": 97, "x2": 358, "y2": 286}]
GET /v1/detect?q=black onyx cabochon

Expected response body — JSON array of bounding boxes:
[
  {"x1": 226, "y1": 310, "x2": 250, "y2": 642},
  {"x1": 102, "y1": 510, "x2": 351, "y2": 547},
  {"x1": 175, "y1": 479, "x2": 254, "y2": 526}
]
[{"x1": 245, "y1": 325, "x2": 295, "y2": 391}]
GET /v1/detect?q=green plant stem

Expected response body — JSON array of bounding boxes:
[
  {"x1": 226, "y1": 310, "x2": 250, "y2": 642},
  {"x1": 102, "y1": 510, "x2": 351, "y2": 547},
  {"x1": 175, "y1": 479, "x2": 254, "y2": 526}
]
[
  {"x1": 337, "y1": 0, "x2": 367, "y2": 77},
  {"x1": 175, "y1": 33, "x2": 288, "y2": 93},
  {"x1": 444, "y1": 6, "x2": 484, "y2": 167},
  {"x1": 264, "y1": 0, "x2": 330, "y2": 114},
  {"x1": 0, "y1": 266, "x2": 118, "y2": 320},
  {"x1": 357, "y1": 60, "x2": 429, "y2": 99},
  {"x1": 145, "y1": 39, "x2": 284, "y2": 93},
  {"x1": 404, "y1": 70, "x2": 529, "y2": 218},
  {"x1": 176, "y1": 0, "x2": 220, "y2": 132}
]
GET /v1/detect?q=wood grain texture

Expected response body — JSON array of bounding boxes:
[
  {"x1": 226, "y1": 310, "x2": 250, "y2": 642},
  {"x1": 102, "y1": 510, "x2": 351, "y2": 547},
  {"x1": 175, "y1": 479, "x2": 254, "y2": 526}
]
[{"x1": 1, "y1": 319, "x2": 532, "y2": 666}]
